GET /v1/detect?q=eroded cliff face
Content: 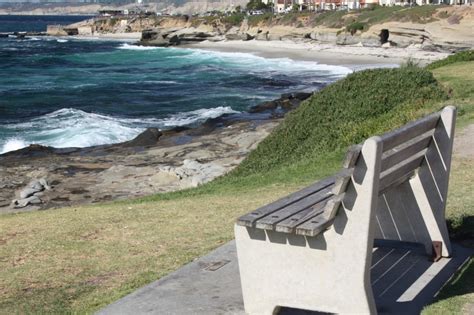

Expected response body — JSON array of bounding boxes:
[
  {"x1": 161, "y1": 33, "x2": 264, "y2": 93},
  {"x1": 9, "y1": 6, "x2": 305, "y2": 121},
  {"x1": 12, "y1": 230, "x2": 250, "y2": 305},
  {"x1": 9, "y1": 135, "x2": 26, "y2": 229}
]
[
  {"x1": 45, "y1": 6, "x2": 474, "y2": 50},
  {"x1": 129, "y1": 6, "x2": 473, "y2": 51}
]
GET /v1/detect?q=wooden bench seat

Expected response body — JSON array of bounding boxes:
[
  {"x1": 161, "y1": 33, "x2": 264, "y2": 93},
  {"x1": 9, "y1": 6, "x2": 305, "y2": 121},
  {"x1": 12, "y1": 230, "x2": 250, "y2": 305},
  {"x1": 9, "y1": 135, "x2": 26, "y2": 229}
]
[{"x1": 234, "y1": 106, "x2": 456, "y2": 315}]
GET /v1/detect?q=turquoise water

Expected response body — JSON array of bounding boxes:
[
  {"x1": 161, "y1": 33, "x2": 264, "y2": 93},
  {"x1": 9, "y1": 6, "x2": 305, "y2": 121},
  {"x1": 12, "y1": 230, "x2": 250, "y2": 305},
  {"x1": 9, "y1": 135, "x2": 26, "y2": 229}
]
[{"x1": 0, "y1": 17, "x2": 353, "y2": 154}]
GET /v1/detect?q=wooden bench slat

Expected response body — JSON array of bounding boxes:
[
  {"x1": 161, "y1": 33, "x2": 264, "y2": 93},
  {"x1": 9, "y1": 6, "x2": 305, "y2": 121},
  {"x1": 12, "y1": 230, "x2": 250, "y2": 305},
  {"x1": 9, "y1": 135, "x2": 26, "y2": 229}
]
[
  {"x1": 295, "y1": 194, "x2": 344, "y2": 237},
  {"x1": 379, "y1": 171, "x2": 416, "y2": 196},
  {"x1": 379, "y1": 152, "x2": 425, "y2": 193},
  {"x1": 342, "y1": 144, "x2": 362, "y2": 169},
  {"x1": 380, "y1": 112, "x2": 440, "y2": 152},
  {"x1": 275, "y1": 196, "x2": 333, "y2": 234},
  {"x1": 332, "y1": 168, "x2": 353, "y2": 195},
  {"x1": 236, "y1": 175, "x2": 336, "y2": 227},
  {"x1": 255, "y1": 186, "x2": 334, "y2": 230},
  {"x1": 381, "y1": 131, "x2": 433, "y2": 172}
]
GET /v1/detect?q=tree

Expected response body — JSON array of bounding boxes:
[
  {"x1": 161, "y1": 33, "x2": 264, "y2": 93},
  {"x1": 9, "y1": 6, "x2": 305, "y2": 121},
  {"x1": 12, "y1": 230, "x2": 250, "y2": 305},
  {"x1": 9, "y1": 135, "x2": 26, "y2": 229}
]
[{"x1": 246, "y1": 0, "x2": 269, "y2": 11}]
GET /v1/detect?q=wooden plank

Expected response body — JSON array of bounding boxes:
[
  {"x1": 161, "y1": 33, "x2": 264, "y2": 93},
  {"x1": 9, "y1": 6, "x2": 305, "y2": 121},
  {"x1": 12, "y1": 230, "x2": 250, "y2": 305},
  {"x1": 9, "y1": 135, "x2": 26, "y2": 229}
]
[
  {"x1": 384, "y1": 188, "x2": 418, "y2": 243},
  {"x1": 342, "y1": 144, "x2": 362, "y2": 168},
  {"x1": 275, "y1": 197, "x2": 333, "y2": 234},
  {"x1": 295, "y1": 194, "x2": 344, "y2": 237},
  {"x1": 379, "y1": 171, "x2": 415, "y2": 196},
  {"x1": 255, "y1": 186, "x2": 334, "y2": 230},
  {"x1": 236, "y1": 175, "x2": 336, "y2": 227},
  {"x1": 380, "y1": 112, "x2": 440, "y2": 152},
  {"x1": 332, "y1": 168, "x2": 353, "y2": 195},
  {"x1": 381, "y1": 131, "x2": 433, "y2": 172},
  {"x1": 375, "y1": 194, "x2": 401, "y2": 240},
  {"x1": 379, "y1": 152, "x2": 425, "y2": 194}
]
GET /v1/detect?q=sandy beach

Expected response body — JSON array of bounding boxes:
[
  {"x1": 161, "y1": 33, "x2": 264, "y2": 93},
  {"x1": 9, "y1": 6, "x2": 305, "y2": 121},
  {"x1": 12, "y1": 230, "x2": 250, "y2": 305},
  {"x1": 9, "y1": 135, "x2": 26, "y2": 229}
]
[{"x1": 190, "y1": 39, "x2": 451, "y2": 68}]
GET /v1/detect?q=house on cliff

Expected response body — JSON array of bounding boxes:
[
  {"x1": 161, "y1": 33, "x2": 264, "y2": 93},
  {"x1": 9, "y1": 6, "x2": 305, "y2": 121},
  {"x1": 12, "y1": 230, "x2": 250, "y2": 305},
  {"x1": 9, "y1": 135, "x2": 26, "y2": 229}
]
[{"x1": 272, "y1": 0, "x2": 469, "y2": 11}]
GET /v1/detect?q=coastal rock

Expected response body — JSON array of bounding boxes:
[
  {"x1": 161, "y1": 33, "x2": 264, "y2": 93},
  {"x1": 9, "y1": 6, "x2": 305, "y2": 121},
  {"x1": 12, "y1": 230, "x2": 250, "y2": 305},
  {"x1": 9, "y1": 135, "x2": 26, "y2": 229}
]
[
  {"x1": 225, "y1": 33, "x2": 242, "y2": 41},
  {"x1": 255, "y1": 31, "x2": 268, "y2": 41},
  {"x1": 12, "y1": 178, "x2": 50, "y2": 209},
  {"x1": 336, "y1": 33, "x2": 362, "y2": 46},
  {"x1": 19, "y1": 178, "x2": 51, "y2": 199},
  {"x1": 162, "y1": 159, "x2": 227, "y2": 188},
  {"x1": 248, "y1": 91, "x2": 312, "y2": 114},
  {"x1": 123, "y1": 128, "x2": 163, "y2": 147},
  {"x1": 268, "y1": 34, "x2": 281, "y2": 41},
  {"x1": 241, "y1": 33, "x2": 254, "y2": 41},
  {"x1": 248, "y1": 101, "x2": 278, "y2": 113},
  {"x1": 11, "y1": 195, "x2": 42, "y2": 208}
]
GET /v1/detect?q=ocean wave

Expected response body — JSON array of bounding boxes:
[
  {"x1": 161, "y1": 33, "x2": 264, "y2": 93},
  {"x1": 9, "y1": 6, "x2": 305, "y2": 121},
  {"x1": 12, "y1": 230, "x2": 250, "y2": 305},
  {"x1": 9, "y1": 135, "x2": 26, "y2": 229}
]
[
  {"x1": 57, "y1": 39, "x2": 69, "y2": 43},
  {"x1": 0, "y1": 107, "x2": 239, "y2": 153},
  {"x1": 180, "y1": 48, "x2": 353, "y2": 76},
  {"x1": 117, "y1": 43, "x2": 162, "y2": 50},
  {"x1": 0, "y1": 138, "x2": 28, "y2": 154},
  {"x1": 142, "y1": 80, "x2": 179, "y2": 85}
]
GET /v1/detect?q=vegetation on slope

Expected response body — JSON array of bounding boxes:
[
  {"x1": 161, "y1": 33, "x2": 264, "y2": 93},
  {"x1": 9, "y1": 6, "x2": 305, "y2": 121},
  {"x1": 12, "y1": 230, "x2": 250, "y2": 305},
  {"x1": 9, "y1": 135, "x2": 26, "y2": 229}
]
[
  {"x1": 234, "y1": 67, "x2": 447, "y2": 177},
  {"x1": 247, "y1": 5, "x2": 447, "y2": 29},
  {"x1": 426, "y1": 50, "x2": 474, "y2": 70}
]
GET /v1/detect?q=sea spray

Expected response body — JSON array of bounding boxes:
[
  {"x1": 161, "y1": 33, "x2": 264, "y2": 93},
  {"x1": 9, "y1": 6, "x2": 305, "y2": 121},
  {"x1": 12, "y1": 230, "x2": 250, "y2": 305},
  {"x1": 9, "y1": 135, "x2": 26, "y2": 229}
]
[
  {"x1": 0, "y1": 33, "x2": 353, "y2": 154},
  {"x1": 0, "y1": 107, "x2": 239, "y2": 153}
]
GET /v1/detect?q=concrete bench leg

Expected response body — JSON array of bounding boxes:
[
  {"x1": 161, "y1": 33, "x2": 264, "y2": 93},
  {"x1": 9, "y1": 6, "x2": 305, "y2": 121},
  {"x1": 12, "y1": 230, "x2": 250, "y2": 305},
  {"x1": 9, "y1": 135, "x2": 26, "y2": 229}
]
[
  {"x1": 235, "y1": 225, "x2": 377, "y2": 314},
  {"x1": 235, "y1": 137, "x2": 383, "y2": 314}
]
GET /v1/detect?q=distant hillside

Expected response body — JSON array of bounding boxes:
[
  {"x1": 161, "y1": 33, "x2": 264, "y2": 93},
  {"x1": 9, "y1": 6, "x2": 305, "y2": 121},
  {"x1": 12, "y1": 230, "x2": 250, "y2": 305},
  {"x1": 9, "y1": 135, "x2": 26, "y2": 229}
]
[{"x1": 0, "y1": 0, "x2": 245, "y2": 15}]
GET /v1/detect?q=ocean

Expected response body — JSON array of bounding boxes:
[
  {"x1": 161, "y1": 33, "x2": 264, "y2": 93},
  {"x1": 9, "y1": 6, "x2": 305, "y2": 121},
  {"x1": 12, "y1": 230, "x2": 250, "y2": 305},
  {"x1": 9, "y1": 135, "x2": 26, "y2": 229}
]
[{"x1": 0, "y1": 15, "x2": 352, "y2": 154}]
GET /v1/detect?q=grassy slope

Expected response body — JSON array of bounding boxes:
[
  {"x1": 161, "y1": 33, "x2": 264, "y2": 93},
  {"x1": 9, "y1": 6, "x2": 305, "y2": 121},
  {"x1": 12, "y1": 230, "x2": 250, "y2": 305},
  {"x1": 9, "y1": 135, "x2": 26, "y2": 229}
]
[
  {"x1": 0, "y1": 62, "x2": 473, "y2": 314},
  {"x1": 421, "y1": 60, "x2": 474, "y2": 315},
  {"x1": 247, "y1": 5, "x2": 445, "y2": 29}
]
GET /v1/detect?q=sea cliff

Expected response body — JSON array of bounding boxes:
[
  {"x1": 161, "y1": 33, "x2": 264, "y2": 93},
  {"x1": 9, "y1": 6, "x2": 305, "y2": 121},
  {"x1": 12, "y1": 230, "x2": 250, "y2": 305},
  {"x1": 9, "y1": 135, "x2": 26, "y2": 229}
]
[{"x1": 58, "y1": 6, "x2": 474, "y2": 52}]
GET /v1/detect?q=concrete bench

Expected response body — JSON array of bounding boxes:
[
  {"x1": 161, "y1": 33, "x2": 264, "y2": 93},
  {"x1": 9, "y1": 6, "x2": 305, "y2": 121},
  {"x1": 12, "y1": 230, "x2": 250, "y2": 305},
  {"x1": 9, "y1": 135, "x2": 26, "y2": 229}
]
[{"x1": 235, "y1": 106, "x2": 457, "y2": 314}]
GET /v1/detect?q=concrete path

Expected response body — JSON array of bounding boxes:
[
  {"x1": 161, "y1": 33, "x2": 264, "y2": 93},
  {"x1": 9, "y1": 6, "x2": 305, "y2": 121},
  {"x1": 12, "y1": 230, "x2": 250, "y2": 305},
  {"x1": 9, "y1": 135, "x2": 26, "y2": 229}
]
[{"x1": 98, "y1": 241, "x2": 472, "y2": 315}]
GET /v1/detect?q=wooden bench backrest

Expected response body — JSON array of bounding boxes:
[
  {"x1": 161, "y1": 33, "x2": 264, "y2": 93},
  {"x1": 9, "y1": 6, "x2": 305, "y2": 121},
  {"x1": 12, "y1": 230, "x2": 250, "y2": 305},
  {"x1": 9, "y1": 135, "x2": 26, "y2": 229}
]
[
  {"x1": 337, "y1": 106, "x2": 456, "y2": 254},
  {"x1": 237, "y1": 106, "x2": 456, "y2": 255}
]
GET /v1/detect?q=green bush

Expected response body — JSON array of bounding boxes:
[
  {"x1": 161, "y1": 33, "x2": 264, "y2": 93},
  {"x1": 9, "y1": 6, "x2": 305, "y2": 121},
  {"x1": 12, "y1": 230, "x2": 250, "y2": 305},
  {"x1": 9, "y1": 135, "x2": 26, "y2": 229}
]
[
  {"x1": 346, "y1": 22, "x2": 366, "y2": 34},
  {"x1": 247, "y1": 12, "x2": 273, "y2": 26},
  {"x1": 223, "y1": 13, "x2": 245, "y2": 26},
  {"x1": 234, "y1": 67, "x2": 447, "y2": 176},
  {"x1": 426, "y1": 50, "x2": 474, "y2": 70}
]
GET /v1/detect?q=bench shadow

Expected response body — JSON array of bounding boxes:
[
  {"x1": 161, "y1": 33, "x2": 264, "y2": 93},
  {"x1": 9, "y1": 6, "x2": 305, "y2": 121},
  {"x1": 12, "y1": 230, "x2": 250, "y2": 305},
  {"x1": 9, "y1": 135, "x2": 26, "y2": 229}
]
[{"x1": 276, "y1": 242, "x2": 472, "y2": 315}]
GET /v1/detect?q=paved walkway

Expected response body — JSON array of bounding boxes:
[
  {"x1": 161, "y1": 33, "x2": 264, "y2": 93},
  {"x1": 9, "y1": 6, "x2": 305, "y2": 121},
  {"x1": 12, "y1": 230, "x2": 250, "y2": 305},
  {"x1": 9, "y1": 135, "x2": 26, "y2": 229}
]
[{"x1": 98, "y1": 241, "x2": 472, "y2": 315}]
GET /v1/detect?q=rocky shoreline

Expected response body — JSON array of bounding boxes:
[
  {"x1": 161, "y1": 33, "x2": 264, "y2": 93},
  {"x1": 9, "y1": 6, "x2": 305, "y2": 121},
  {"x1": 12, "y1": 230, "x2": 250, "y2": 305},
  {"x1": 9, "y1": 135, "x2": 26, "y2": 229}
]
[
  {"x1": 0, "y1": 92, "x2": 312, "y2": 214},
  {"x1": 52, "y1": 6, "x2": 474, "y2": 55}
]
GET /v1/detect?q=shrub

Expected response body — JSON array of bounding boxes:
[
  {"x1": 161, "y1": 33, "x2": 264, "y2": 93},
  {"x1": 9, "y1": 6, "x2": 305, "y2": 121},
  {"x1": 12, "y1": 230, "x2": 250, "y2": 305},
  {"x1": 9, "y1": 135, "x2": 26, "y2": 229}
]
[
  {"x1": 223, "y1": 13, "x2": 245, "y2": 26},
  {"x1": 346, "y1": 22, "x2": 366, "y2": 34},
  {"x1": 234, "y1": 67, "x2": 447, "y2": 176},
  {"x1": 426, "y1": 50, "x2": 474, "y2": 70}
]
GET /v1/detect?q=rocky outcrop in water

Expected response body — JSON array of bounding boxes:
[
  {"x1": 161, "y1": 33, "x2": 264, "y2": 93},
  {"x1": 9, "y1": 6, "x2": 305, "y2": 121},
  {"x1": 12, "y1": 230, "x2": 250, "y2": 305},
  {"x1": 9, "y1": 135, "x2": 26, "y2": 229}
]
[
  {"x1": 140, "y1": 27, "x2": 220, "y2": 47},
  {"x1": 248, "y1": 91, "x2": 313, "y2": 115}
]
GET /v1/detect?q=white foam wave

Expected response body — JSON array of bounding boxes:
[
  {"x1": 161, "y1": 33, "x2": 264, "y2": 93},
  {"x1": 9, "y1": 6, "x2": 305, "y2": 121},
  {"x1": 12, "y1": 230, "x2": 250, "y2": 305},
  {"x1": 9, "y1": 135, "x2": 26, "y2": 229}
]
[
  {"x1": 118, "y1": 43, "x2": 162, "y2": 50},
  {"x1": 1, "y1": 107, "x2": 239, "y2": 153},
  {"x1": 161, "y1": 106, "x2": 239, "y2": 127},
  {"x1": 57, "y1": 39, "x2": 68, "y2": 43},
  {"x1": 179, "y1": 48, "x2": 353, "y2": 76},
  {"x1": 0, "y1": 138, "x2": 28, "y2": 154},
  {"x1": 143, "y1": 80, "x2": 179, "y2": 85}
]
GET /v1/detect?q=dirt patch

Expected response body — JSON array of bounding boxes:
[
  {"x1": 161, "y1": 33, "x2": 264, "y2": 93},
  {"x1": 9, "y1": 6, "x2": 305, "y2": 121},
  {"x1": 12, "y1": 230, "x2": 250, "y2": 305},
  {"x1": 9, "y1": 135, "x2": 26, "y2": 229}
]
[{"x1": 454, "y1": 124, "x2": 474, "y2": 159}]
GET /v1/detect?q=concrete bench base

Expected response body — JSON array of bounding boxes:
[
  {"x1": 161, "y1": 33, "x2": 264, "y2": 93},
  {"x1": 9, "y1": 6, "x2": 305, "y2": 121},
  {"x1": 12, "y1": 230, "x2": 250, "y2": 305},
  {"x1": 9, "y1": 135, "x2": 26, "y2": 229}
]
[{"x1": 97, "y1": 240, "x2": 472, "y2": 315}]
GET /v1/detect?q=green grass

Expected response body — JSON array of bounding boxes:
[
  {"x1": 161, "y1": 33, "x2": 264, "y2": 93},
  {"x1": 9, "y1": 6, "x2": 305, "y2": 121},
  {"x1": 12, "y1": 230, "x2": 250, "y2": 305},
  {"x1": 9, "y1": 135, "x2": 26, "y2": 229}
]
[
  {"x1": 0, "y1": 59, "x2": 473, "y2": 314},
  {"x1": 235, "y1": 67, "x2": 447, "y2": 177},
  {"x1": 423, "y1": 258, "x2": 474, "y2": 315},
  {"x1": 426, "y1": 50, "x2": 474, "y2": 71},
  {"x1": 420, "y1": 60, "x2": 474, "y2": 314}
]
